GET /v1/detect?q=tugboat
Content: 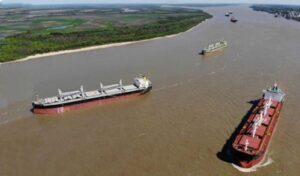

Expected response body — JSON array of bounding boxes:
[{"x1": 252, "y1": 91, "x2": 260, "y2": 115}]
[
  {"x1": 201, "y1": 40, "x2": 228, "y2": 55},
  {"x1": 230, "y1": 17, "x2": 238, "y2": 23},
  {"x1": 32, "y1": 75, "x2": 152, "y2": 114},
  {"x1": 231, "y1": 84, "x2": 285, "y2": 168}
]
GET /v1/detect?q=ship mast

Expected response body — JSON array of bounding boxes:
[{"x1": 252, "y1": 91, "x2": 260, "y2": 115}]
[
  {"x1": 274, "y1": 82, "x2": 278, "y2": 90},
  {"x1": 264, "y1": 97, "x2": 272, "y2": 114},
  {"x1": 119, "y1": 79, "x2": 123, "y2": 88},
  {"x1": 252, "y1": 125, "x2": 257, "y2": 138},
  {"x1": 252, "y1": 112, "x2": 262, "y2": 138},
  {"x1": 100, "y1": 82, "x2": 103, "y2": 93},
  {"x1": 252, "y1": 97, "x2": 272, "y2": 138},
  {"x1": 80, "y1": 85, "x2": 85, "y2": 98},
  {"x1": 245, "y1": 139, "x2": 249, "y2": 151}
]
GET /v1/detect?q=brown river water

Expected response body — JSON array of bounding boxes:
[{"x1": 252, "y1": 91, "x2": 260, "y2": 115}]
[{"x1": 0, "y1": 5, "x2": 300, "y2": 176}]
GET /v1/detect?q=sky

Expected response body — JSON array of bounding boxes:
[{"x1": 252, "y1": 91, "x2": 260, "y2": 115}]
[{"x1": 2, "y1": 0, "x2": 300, "y2": 5}]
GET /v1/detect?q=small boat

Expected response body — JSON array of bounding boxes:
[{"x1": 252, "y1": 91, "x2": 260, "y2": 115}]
[
  {"x1": 201, "y1": 40, "x2": 228, "y2": 55},
  {"x1": 32, "y1": 75, "x2": 152, "y2": 114},
  {"x1": 230, "y1": 83, "x2": 285, "y2": 168},
  {"x1": 225, "y1": 12, "x2": 230, "y2": 17},
  {"x1": 230, "y1": 17, "x2": 238, "y2": 23},
  {"x1": 229, "y1": 11, "x2": 233, "y2": 14}
]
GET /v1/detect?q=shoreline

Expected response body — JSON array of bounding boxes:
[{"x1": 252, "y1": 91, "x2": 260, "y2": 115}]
[{"x1": 0, "y1": 19, "x2": 208, "y2": 65}]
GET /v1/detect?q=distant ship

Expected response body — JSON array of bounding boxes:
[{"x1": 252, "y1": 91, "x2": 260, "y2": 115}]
[
  {"x1": 230, "y1": 84, "x2": 285, "y2": 168},
  {"x1": 201, "y1": 41, "x2": 228, "y2": 55},
  {"x1": 230, "y1": 17, "x2": 238, "y2": 23},
  {"x1": 32, "y1": 75, "x2": 152, "y2": 114}
]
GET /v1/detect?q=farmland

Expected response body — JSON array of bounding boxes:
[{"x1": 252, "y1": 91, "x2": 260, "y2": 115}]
[{"x1": 0, "y1": 5, "x2": 212, "y2": 62}]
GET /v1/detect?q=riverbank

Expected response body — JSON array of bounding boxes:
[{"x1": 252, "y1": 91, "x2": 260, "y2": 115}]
[
  {"x1": 0, "y1": 19, "x2": 209, "y2": 65},
  {"x1": 251, "y1": 5, "x2": 300, "y2": 22},
  {"x1": 0, "y1": 6, "x2": 212, "y2": 63}
]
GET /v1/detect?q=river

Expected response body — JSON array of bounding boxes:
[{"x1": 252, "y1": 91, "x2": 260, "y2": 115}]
[{"x1": 0, "y1": 5, "x2": 299, "y2": 176}]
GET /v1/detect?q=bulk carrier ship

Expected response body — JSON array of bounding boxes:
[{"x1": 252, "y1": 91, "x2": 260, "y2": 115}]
[
  {"x1": 32, "y1": 75, "x2": 152, "y2": 114},
  {"x1": 201, "y1": 41, "x2": 228, "y2": 55},
  {"x1": 230, "y1": 84, "x2": 285, "y2": 168}
]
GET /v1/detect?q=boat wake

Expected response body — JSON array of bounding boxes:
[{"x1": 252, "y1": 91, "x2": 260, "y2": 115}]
[
  {"x1": 153, "y1": 82, "x2": 179, "y2": 92},
  {"x1": 232, "y1": 157, "x2": 273, "y2": 173},
  {"x1": 170, "y1": 83, "x2": 179, "y2": 87},
  {"x1": 153, "y1": 86, "x2": 166, "y2": 92}
]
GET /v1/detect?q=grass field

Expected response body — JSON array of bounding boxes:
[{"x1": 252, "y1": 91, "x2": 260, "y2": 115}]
[{"x1": 0, "y1": 5, "x2": 212, "y2": 62}]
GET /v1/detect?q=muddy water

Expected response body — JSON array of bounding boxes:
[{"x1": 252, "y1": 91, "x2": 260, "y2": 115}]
[{"x1": 0, "y1": 5, "x2": 300, "y2": 176}]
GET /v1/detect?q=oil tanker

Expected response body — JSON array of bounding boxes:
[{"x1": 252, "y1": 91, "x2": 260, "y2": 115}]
[
  {"x1": 231, "y1": 84, "x2": 285, "y2": 168},
  {"x1": 32, "y1": 75, "x2": 152, "y2": 114}
]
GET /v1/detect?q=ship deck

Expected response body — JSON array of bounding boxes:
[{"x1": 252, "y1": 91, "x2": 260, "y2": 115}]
[
  {"x1": 34, "y1": 84, "x2": 142, "y2": 107},
  {"x1": 232, "y1": 98, "x2": 282, "y2": 155}
]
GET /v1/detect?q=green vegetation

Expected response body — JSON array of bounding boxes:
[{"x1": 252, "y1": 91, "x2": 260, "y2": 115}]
[{"x1": 0, "y1": 6, "x2": 212, "y2": 62}]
